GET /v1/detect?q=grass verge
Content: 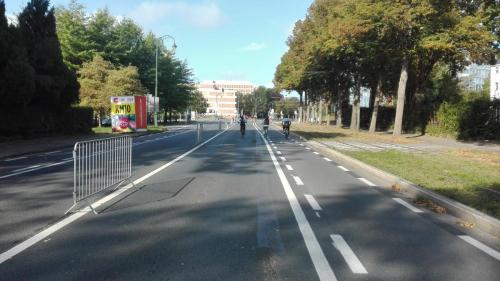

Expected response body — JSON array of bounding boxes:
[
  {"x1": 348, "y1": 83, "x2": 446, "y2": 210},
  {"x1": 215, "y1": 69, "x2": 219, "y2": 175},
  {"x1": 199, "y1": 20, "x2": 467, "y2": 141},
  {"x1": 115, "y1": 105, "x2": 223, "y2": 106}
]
[
  {"x1": 92, "y1": 125, "x2": 167, "y2": 135},
  {"x1": 344, "y1": 150, "x2": 500, "y2": 219}
]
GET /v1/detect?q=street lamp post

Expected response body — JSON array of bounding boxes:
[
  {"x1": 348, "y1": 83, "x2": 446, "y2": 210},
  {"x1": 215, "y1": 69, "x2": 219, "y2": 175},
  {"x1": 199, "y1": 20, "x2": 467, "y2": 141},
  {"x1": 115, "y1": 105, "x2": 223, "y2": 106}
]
[{"x1": 154, "y1": 34, "x2": 177, "y2": 127}]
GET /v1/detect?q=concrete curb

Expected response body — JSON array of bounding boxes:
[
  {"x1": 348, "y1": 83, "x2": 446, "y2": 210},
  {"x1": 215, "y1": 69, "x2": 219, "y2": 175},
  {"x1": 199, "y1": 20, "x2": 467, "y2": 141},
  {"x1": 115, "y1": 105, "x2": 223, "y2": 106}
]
[{"x1": 291, "y1": 132, "x2": 500, "y2": 238}]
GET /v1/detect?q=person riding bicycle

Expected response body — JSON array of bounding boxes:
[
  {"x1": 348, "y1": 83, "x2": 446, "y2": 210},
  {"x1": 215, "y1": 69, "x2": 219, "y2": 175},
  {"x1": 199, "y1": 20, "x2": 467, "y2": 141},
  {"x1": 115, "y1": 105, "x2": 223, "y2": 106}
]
[
  {"x1": 263, "y1": 115, "x2": 270, "y2": 136},
  {"x1": 282, "y1": 117, "x2": 291, "y2": 133},
  {"x1": 239, "y1": 115, "x2": 246, "y2": 134}
]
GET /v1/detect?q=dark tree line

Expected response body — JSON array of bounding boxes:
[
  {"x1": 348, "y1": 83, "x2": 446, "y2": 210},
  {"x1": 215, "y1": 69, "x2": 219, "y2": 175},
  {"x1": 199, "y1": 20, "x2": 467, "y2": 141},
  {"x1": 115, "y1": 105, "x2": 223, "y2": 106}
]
[{"x1": 0, "y1": 0, "x2": 89, "y2": 137}]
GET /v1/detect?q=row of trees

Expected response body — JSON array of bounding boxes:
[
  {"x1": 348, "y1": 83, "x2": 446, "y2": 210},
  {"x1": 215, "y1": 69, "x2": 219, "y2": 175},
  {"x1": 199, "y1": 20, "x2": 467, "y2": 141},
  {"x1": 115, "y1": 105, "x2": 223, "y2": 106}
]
[
  {"x1": 275, "y1": 0, "x2": 498, "y2": 136},
  {"x1": 237, "y1": 86, "x2": 283, "y2": 117},
  {"x1": 55, "y1": 0, "x2": 206, "y2": 123},
  {"x1": 0, "y1": 0, "x2": 89, "y2": 136}
]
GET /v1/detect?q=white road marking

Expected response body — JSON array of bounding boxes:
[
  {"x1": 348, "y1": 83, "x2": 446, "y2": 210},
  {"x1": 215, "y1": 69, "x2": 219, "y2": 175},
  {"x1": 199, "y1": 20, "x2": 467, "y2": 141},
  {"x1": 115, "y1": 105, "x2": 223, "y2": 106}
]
[
  {"x1": 276, "y1": 151, "x2": 282, "y2": 155},
  {"x1": 293, "y1": 175, "x2": 304, "y2": 186},
  {"x1": 358, "y1": 178, "x2": 376, "y2": 187},
  {"x1": 337, "y1": 166, "x2": 349, "y2": 172},
  {"x1": 300, "y1": 144, "x2": 304, "y2": 146},
  {"x1": 323, "y1": 157, "x2": 332, "y2": 162},
  {"x1": 393, "y1": 198, "x2": 423, "y2": 213},
  {"x1": 41, "y1": 150, "x2": 61, "y2": 156},
  {"x1": 280, "y1": 156, "x2": 286, "y2": 162},
  {"x1": 306, "y1": 147, "x2": 311, "y2": 150},
  {"x1": 4, "y1": 156, "x2": 28, "y2": 162},
  {"x1": 315, "y1": 212, "x2": 321, "y2": 218},
  {"x1": 285, "y1": 165, "x2": 294, "y2": 171},
  {"x1": 313, "y1": 152, "x2": 320, "y2": 155},
  {"x1": 0, "y1": 126, "x2": 230, "y2": 264},
  {"x1": 12, "y1": 165, "x2": 41, "y2": 173},
  {"x1": 458, "y1": 236, "x2": 500, "y2": 261},
  {"x1": 305, "y1": 194, "x2": 322, "y2": 211},
  {"x1": 254, "y1": 124, "x2": 338, "y2": 281},
  {"x1": 331, "y1": 234, "x2": 368, "y2": 274}
]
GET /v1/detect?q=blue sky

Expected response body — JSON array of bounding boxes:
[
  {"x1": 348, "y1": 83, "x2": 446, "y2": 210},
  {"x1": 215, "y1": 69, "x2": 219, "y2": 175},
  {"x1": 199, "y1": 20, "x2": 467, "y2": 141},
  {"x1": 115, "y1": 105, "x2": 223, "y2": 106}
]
[{"x1": 5, "y1": 0, "x2": 313, "y2": 88}]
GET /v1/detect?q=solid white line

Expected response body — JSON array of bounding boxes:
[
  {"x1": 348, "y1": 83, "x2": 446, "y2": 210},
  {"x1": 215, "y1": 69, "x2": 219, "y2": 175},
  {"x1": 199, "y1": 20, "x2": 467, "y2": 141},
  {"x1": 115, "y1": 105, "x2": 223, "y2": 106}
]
[
  {"x1": 0, "y1": 126, "x2": 230, "y2": 264},
  {"x1": 458, "y1": 236, "x2": 500, "y2": 261},
  {"x1": 286, "y1": 165, "x2": 294, "y2": 171},
  {"x1": 323, "y1": 157, "x2": 332, "y2": 162},
  {"x1": 293, "y1": 175, "x2": 304, "y2": 186},
  {"x1": 313, "y1": 152, "x2": 320, "y2": 155},
  {"x1": 276, "y1": 151, "x2": 282, "y2": 155},
  {"x1": 393, "y1": 198, "x2": 423, "y2": 213},
  {"x1": 337, "y1": 166, "x2": 349, "y2": 172},
  {"x1": 4, "y1": 156, "x2": 28, "y2": 162},
  {"x1": 305, "y1": 194, "x2": 322, "y2": 211},
  {"x1": 331, "y1": 234, "x2": 368, "y2": 274},
  {"x1": 0, "y1": 160, "x2": 73, "y2": 180},
  {"x1": 358, "y1": 178, "x2": 376, "y2": 187},
  {"x1": 12, "y1": 165, "x2": 41, "y2": 173},
  {"x1": 41, "y1": 150, "x2": 62, "y2": 156},
  {"x1": 280, "y1": 156, "x2": 286, "y2": 162},
  {"x1": 254, "y1": 123, "x2": 338, "y2": 281}
]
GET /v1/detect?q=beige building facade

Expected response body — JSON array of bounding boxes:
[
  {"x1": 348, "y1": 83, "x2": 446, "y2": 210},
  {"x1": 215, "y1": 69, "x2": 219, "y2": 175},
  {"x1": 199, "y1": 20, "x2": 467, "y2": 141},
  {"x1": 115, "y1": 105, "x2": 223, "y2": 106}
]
[{"x1": 196, "y1": 80, "x2": 256, "y2": 117}]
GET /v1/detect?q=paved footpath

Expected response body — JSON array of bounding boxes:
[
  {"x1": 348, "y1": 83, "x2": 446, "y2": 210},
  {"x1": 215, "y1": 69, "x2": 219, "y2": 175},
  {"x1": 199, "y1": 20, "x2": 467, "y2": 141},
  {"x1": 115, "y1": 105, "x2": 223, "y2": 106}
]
[{"x1": 0, "y1": 123, "x2": 499, "y2": 280}]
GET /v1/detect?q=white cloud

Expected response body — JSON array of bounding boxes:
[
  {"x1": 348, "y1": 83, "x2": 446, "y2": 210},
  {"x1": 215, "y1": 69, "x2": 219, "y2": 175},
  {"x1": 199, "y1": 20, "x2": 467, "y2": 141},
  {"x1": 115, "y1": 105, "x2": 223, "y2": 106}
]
[
  {"x1": 129, "y1": 1, "x2": 224, "y2": 29},
  {"x1": 241, "y1": 42, "x2": 266, "y2": 52}
]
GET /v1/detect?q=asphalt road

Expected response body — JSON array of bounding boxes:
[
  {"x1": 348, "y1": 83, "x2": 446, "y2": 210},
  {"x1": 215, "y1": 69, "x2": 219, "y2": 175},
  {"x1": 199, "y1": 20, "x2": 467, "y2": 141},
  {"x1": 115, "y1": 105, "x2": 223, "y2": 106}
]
[{"x1": 0, "y1": 122, "x2": 499, "y2": 281}]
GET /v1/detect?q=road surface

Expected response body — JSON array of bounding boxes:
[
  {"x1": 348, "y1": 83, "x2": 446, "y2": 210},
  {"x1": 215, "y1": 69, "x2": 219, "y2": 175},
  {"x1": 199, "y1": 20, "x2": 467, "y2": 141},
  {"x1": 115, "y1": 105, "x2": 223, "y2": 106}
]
[{"x1": 0, "y1": 121, "x2": 499, "y2": 281}]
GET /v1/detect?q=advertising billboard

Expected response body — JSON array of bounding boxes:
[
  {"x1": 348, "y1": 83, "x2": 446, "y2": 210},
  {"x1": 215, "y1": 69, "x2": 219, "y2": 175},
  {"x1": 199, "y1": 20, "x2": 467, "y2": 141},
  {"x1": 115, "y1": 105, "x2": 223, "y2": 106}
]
[{"x1": 111, "y1": 96, "x2": 147, "y2": 133}]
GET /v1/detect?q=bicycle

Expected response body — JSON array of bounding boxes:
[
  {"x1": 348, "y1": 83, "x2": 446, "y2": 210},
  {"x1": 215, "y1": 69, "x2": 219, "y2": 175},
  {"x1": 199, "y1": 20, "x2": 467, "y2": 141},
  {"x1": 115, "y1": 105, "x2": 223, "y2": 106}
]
[
  {"x1": 240, "y1": 124, "x2": 246, "y2": 137},
  {"x1": 263, "y1": 125, "x2": 269, "y2": 137},
  {"x1": 284, "y1": 127, "x2": 290, "y2": 139}
]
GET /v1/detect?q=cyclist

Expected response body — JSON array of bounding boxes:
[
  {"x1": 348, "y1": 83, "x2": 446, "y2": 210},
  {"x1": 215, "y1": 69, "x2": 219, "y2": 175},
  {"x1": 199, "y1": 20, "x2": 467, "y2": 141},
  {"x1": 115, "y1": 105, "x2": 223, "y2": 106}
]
[
  {"x1": 239, "y1": 115, "x2": 246, "y2": 136},
  {"x1": 282, "y1": 117, "x2": 291, "y2": 136},
  {"x1": 263, "y1": 115, "x2": 270, "y2": 136}
]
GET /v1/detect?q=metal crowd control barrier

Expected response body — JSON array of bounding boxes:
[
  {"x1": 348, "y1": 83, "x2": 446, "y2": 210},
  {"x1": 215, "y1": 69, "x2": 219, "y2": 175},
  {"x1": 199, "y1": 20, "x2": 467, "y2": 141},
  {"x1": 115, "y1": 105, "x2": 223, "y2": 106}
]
[{"x1": 68, "y1": 136, "x2": 135, "y2": 214}]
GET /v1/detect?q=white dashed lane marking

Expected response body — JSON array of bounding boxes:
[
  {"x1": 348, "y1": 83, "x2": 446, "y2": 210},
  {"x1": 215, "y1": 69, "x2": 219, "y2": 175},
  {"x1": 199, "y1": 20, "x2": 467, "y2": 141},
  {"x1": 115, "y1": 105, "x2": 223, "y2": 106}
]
[
  {"x1": 286, "y1": 165, "x2": 294, "y2": 171},
  {"x1": 323, "y1": 157, "x2": 332, "y2": 162},
  {"x1": 358, "y1": 178, "x2": 376, "y2": 187},
  {"x1": 305, "y1": 194, "x2": 322, "y2": 211},
  {"x1": 393, "y1": 198, "x2": 423, "y2": 213},
  {"x1": 458, "y1": 236, "x2": 500, "y2": 261},
  {"x1": 331, "y1": 234, "x2": 368, "y2": 274},
  {"x1": 292, "y1": 175, "x2": 304, "y2": 186},
  {"x1": 337, "y1": 166, "x2": 349, "y2": 172}
]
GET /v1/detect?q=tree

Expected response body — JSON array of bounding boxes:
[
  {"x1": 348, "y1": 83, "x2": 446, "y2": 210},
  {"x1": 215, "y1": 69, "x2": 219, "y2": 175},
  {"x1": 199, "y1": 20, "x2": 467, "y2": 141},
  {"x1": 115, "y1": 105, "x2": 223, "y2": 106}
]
[
  {"x1": 104, "y1": 65, "x2": 147, "y2": 97},
  {"x1": 55, "y1": 0, "x2": 91, "y2": 71},
  {"x1": 189, "y1": 91, "x2": 209, "y2": 114},
  {"x1": 78, "y1": 55, "x2": 114, "y2": 122},
  {"x1": 18, "y1": 0, "x2": 80, "y2": 109}
]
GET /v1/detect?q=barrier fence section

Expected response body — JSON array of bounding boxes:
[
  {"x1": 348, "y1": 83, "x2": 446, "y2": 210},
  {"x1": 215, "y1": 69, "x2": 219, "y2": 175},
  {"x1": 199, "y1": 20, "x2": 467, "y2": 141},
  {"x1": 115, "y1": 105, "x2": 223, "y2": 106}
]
[{"x1": 70, "y1": 136, "x2": 134, "y2": 213}]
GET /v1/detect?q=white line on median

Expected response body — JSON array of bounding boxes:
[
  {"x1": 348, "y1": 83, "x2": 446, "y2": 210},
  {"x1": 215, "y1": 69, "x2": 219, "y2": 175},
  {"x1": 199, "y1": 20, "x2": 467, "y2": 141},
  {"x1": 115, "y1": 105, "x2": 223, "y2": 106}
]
[
  {"x1": 305, "y1": 194, "x2": 322, "y2": 211},
  {"x1": 323, "y1": 157, "x2": 332, "y2": 162},
  {"x1": 293, "y1": 175, "x2": 304, "y2": 186},
  {"x1": 337, "y1": 166, "x2": 349, "y2": 172},
  {"x1": 358, "y1": 178, "x2": 376, "y2": 187},
  {"x1": 254, "y1": 123, "x2": 338, "y2": 281},
  {"x1": 285, "y1": 165, "x2": 294, "y2": 171},
  {"x1": 0, "y1": 126, "x2": 231, "y2": 264},
  {"x1": 393, "y1": 198, "x2": 423, "y2": 213},
  {"x1": 331, "y1": 234, "x2": 368, "y2": 274},
  {"x1": 458, "y1": 235, "x2": 500, "y2": 261},
  {"x1": 12, "y1": 165, "x2": 42, "y2": 173},
  {"x1": 4, "y1": 156, "x2": 28, "y2": 162}
]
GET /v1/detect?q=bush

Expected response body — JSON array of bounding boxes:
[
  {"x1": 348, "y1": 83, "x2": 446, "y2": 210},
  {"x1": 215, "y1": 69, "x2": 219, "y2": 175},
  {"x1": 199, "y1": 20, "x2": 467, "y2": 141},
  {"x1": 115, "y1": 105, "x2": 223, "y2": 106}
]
[
  {"x1": 59, "y1": 106, "x2": 93, "y2": 134},
  {"x1": 427, "y1": 97, "x2": 500, "y2": 140}
]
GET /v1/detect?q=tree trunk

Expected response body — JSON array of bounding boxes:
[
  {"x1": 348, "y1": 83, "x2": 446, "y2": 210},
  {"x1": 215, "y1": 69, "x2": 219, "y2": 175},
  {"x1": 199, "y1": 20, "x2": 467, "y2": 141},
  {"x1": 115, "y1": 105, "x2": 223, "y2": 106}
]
[
  {"x1": 326, "y1": 101, "x2": 331, "y2": 126},
  {"x1": 336, "y1": 98, "x2": 343, "y2": 128},
  {"x1": 393, "y1": 57, "x2": 409, "y2": 136},
  {"x1": 350, "y1": 78, "x2": 361, "y2": 132},
  {"x1": 369, "y1": 75, "x2": 383, "y2": 133},
  {"x1": 318, "y1": 100, "x2": 323, "y2": 124}
]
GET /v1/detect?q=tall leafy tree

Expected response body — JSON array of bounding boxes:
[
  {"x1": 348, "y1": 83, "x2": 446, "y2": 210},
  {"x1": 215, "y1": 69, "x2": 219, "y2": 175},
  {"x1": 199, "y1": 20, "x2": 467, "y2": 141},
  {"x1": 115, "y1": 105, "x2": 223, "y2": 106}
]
[{"x1": 18, "y1": 0, "x2": 79, "y2": 109}]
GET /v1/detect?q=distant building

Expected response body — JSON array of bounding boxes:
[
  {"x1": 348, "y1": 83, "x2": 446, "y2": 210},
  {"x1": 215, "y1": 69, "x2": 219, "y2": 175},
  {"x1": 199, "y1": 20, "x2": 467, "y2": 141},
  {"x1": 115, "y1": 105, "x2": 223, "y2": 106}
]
[
  {"x1": 458, "y1": 63, "x2": 490, "y2": 92},
  {"x1": 491, "y1": 64, "x2": 500, "y2": 100},
  {"x1": 197, "y1": 80, "x2": 256, "y2": 95},
  {"x1": 196, "y1": 80, "x2": 256, "y2": 117}
]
